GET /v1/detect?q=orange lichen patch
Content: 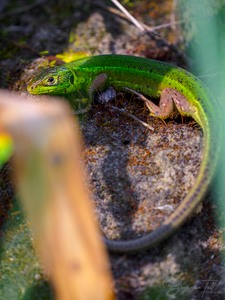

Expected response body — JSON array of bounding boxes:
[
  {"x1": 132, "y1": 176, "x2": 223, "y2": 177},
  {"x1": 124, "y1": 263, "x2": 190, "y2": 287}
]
[
  {"x1": 82, "y1": 148, "x2": 98, "y2": 163},
  {"x1": 82, "y1": 146, "x2": 110, "y2": 164},
  {"x1": 128, "y1": 147, "x2": 152, "y2": 167},
  {"x1": 130, "y1": 0, "x2": 173, "y2": 21},
  {"x1": 150, "y1": 1, "x2": 172, "y2": 19}
]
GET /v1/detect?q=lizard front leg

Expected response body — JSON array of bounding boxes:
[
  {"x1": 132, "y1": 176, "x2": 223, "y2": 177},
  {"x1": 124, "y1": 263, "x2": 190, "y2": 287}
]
[
  {"x1": 72, "y1": 73, "x2": 109, "y2": 114},
  {"x1": 88, "y1": 73, "x2": 109, "y2": 100}
]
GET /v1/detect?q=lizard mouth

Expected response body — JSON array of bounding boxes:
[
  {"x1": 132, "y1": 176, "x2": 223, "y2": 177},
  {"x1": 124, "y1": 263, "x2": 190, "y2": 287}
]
[
  {"x1": 27, "y1": 82, "x2": 37, "y2": 94},
  {"x1": 27, "y1": 83, "x2": 34, "y2": 93},
  {"x1": 26, "y1": 74, "x2": 43, "y2": 94}
]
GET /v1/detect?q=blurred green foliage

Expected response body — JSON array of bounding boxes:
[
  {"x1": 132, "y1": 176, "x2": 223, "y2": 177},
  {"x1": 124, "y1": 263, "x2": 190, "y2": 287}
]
[{"x1": 0, "y1": 198, "x2": 53, "y2": 299}]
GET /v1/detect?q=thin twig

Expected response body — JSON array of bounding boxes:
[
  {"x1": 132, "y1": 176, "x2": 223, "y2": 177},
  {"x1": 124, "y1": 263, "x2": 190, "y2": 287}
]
[
  {"x1": 110, "y1": 0, "x2": 145, "y2": 32},
  {"x1": 103, "y1": 3, "x2": 185, "y2": 32},
  {"x1": 110, "y1": 105, "x2": 154, "y2": 131},
  {"x1": 145, "y1": 20, "x2": 185, "y2": 31},
  {"x1": 110, "y1": 0, "x2": 159, "y2": 37},
  {"x1": 109, "y1": 0, "x2": 185, "y2": 61}
]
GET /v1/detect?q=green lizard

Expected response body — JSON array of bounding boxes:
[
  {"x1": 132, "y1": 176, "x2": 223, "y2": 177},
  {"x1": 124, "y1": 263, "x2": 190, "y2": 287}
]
[{"x1": 27, "y1": 54, "x2": 220, "y2": 253}]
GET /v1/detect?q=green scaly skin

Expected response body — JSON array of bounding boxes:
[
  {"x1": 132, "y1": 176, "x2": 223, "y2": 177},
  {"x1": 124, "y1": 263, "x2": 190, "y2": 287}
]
[{"x1": 27, "y1": 54, "x2": 220, "y2": 253}]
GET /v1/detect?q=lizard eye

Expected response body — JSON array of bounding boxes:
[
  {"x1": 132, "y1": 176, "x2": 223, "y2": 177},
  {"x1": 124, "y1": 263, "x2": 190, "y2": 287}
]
[{"x1": 47, "y1": 77, "x2": 55, "y2": 84}]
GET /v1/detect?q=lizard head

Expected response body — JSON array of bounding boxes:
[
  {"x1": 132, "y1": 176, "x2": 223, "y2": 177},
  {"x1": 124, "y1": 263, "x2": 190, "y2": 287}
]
[{"x1": 27, "y1": 66, "x2": 75, "y2": 95}]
